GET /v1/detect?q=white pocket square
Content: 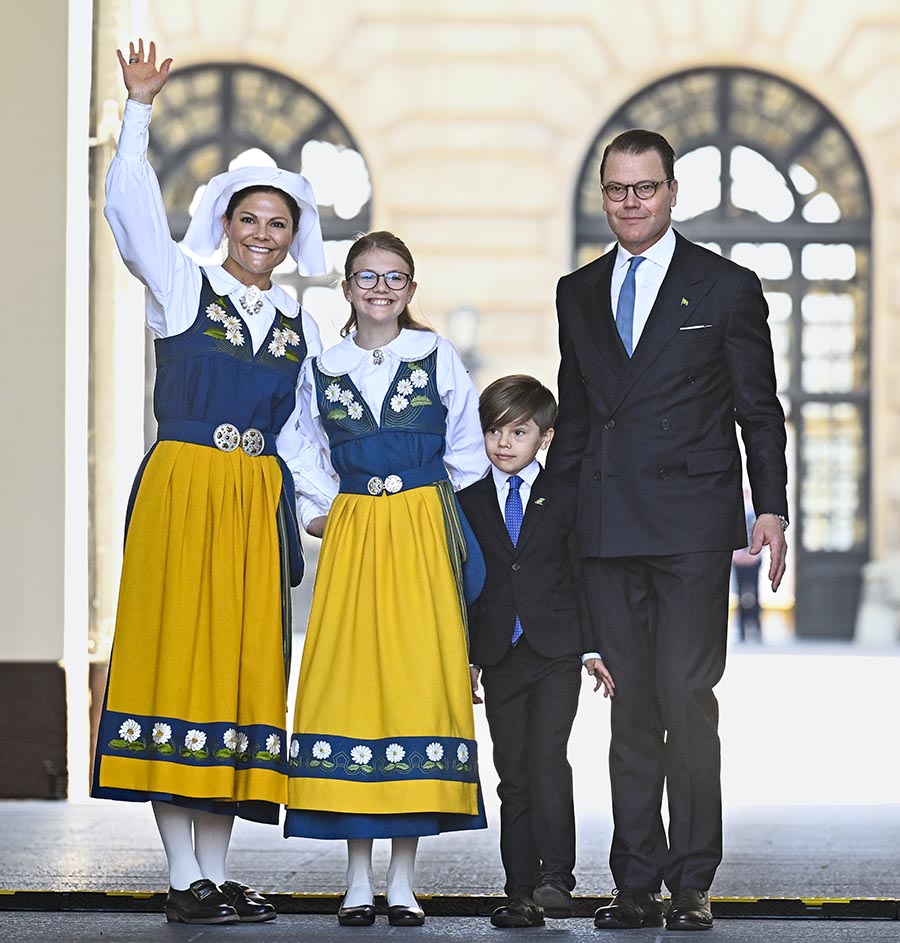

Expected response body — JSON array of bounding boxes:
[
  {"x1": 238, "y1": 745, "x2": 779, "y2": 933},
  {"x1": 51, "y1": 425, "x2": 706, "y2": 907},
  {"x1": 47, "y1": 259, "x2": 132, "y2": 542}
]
[{"x1": 680, "y1": 324, "x2": 714, "y2": 331}]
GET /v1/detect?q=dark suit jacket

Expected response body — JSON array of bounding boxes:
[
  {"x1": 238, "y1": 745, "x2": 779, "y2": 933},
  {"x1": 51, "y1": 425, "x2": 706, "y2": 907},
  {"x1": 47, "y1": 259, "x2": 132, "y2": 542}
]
[
  {"x1": 548, "y1": 231, "x2": 788, "y2": 558},
  {"x1": 457, "y1": 469, "x2": 596, "y2": 666}
]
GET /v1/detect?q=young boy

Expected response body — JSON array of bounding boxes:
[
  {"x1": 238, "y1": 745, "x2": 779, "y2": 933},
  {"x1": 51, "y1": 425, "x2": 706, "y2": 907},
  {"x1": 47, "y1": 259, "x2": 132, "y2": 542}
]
[{"x1": 458, "y1": 375, "x2": 614, "y2": 928}]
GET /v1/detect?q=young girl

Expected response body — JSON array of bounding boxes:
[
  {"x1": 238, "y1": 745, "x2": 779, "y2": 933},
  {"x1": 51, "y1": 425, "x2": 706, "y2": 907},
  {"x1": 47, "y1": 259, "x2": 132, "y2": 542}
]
[
  {"x1": 92, "y1": 40, "x2": 334, "y2": 925},
  {"x1": 285, "y1": 232, "x2": 488, "y2": 927}
]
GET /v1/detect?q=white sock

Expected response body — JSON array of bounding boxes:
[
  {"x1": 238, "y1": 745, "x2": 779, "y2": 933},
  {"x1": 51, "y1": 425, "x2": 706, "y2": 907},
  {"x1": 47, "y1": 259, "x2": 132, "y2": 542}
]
[
  {"x1": 343, "y1": 838, "x2": 375, "y2": 908},
  {"x1": 152, "y1": 801, "x2": 202, "y2": 890},
  {"x1": 193, "y1": 810, "x2": 234, "y2": 886},
  {"x1": 386, "y1": 836, "x2": 418, "y2": 909}
]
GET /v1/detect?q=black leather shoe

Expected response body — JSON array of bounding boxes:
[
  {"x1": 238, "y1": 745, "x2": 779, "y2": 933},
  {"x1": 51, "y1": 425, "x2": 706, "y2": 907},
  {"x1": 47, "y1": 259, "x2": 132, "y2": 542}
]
[
  {"x1": 165, "y1": 879, "x2": 239, "y2": 924},
  {"x1": 490, "y1": 897, "x2": 545, "y2": 928},
  {"x1": 219, "y1": 880, "x2": 277, "y2": 922},
  {"x1": 337, "y1": 903, "x2": 377, "y2": 927},
  {"x1": 593, "y1": 888, "x2": 666, "y2": 929},
  {"x1": 533, "y1": 877, "x2": 573, "y2": 918},
  {"x1": 666, "y1": 888, "x2": 713, "y2": 931},
  {"x1": 387, "y1": 902, "x2": 426, "y2": 927}
]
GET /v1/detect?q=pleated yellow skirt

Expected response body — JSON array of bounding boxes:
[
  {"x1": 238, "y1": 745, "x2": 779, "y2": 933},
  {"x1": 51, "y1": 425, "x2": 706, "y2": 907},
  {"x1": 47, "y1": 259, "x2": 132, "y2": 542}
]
[
  {"x1": 285, "y1": 485, "x2": 482, "y2": 837},
  {"x1": 94, "y1": 441, "x2": 291, "y2": 815}
]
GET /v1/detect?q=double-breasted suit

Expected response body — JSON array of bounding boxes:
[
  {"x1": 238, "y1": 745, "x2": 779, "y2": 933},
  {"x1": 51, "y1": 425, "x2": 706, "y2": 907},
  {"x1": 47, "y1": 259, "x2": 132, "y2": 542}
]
[
  {"x1": 548, "y1": 230, "x2": 788, "y2": 893},
  {"x1": 458, "y1": 467, "x2": 593, "y2": 897}
]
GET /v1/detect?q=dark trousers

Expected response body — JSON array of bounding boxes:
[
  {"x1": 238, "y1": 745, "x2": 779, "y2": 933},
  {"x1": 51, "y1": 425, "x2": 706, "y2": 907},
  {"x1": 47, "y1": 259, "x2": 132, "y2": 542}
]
[
  {"x1": 482, "y1": 636, "x2": 581, "y2": 897},
  {"x1": 583, "y1": 551, "x2": 731, "y2": 892}
]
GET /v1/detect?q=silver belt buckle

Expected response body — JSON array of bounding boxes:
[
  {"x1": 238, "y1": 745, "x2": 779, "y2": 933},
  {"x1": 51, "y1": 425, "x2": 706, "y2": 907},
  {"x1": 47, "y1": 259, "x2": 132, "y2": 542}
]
[
  {"x1": 367, "y1": 476, "x2": 385, "y2": 495},
  {"x1": 213, "y1": 423, "x2": 240, "y2": 452},
  {"x1": 384, "y1": 474, "x2": 403, "y2": 494},
  {"x1": 241, "y1": 428, "x2": 264, "y2": 456}
]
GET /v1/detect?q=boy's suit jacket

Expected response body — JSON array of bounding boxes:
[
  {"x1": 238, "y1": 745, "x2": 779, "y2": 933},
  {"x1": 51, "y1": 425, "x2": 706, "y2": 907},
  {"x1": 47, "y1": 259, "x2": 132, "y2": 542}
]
[{"x1": 457, "y1": 468, "x2": 595, "y2": 667}]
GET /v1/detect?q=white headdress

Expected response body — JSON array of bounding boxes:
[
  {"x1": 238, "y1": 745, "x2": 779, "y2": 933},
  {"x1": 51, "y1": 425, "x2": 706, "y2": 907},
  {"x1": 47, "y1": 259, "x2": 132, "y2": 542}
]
[{"x1": 181, "y1": 166, "x2": 327, "y2": 276}]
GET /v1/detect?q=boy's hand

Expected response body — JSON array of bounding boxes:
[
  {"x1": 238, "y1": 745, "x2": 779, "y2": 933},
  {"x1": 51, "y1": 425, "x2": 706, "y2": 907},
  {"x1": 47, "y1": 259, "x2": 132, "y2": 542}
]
[
  {"x1": 584, "y1": 658, "x2": 615, "y2": 698},
  {"x1": 469, "y1": 665, "x2": 483, "y2": 705}
]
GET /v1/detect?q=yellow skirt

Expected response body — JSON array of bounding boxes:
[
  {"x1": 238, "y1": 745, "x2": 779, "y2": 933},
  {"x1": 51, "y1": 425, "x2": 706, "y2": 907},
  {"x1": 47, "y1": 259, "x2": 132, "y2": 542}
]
[
  {"x1": 285, "y1": 485, "x2": 482, "y2": 837},
  {"x1": 93, "y1": 441, "x2": 291, "y2": 818}
]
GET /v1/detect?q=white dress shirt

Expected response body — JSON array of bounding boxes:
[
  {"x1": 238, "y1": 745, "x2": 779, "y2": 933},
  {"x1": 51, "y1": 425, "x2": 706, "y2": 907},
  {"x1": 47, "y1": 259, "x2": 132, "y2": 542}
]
[{"x1": 610, "y1": 226, "x2": 677, "y2": 348}]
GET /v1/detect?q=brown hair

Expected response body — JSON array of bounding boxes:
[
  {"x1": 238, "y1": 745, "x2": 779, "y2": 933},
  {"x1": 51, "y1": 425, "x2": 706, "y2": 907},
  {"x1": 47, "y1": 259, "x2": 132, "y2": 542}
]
[
  {"x1": 478, "y1": 374, "x2": 558, "y2": 435},
  {"x1": 600, "y1": 128, "x2": 676, "y2": 182},
  {"x1": 340, "y1": 230, "x2": 431, "y2": 337},
  {"x1": 224, "y1": 185, "x2": 300, "y2": 233}
]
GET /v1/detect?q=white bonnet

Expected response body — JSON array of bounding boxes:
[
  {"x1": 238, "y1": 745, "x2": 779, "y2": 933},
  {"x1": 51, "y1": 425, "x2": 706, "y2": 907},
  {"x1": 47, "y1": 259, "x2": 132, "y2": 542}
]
[{"x1": 181, "y1": 166, "x2": 327, "y2": 276}]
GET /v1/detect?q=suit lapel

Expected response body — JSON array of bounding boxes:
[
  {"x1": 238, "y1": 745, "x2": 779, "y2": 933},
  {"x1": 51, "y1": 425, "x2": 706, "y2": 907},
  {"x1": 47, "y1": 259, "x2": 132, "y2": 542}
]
[
  {"x1": 471, "y1": 474, "x2": 513, "y2": 550},
  {"x1": 572, "y1": 250, "x2": 629, "y2": 379}
]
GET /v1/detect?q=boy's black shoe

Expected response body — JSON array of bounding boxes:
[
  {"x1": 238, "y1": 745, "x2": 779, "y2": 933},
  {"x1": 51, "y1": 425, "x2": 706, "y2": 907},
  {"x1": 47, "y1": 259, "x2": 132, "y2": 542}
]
[
  {"x1": 219, "y1": 881, "x2": 276, "y2": 922},
  {"x1": 593, "y1": 888, "x2": 666, "y2": 929},
  {"x1": 533, "y1": 877, "x2": 573, "y2": 917},
  {"x1": 491, "y1": 897, "x2": 545, "y2": 928},
  {"x1": 665, "y1": 888, "x2": 713, "y2": 931},
  {"x1": 164, "y1": 880, "x2": 238, "y2": 924}
]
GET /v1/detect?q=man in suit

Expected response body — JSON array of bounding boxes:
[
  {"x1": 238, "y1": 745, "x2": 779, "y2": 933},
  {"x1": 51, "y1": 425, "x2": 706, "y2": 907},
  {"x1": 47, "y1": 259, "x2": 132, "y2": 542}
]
[
  {"x1": 459, "y1": 374, "x2": 614, "y2": 929},
  {"x1": 547, "y1": 130, "x2": 788, "y2": 931}
]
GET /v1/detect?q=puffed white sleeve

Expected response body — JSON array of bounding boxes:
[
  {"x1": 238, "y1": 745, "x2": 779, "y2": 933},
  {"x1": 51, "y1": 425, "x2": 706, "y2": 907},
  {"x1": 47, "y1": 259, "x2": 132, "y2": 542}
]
[
  {"x1": 104, "y1": 99, "x2": 201, "y2": 337},
  {"x1": 438, "y1": 338, "x2": 490, "y2": 489},
  {"x1": 276, "y1": 311, "x2": 339, "y2": 529}
]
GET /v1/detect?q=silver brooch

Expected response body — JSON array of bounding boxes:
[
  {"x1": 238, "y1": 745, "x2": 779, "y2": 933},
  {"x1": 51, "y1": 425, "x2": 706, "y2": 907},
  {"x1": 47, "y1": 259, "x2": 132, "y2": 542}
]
[
  {"x1": 372, "y1": 348, "x2": 384, "y2": 365},
  {"x1": 239, "y1": 285, "x2": 264, "y2": 317}
]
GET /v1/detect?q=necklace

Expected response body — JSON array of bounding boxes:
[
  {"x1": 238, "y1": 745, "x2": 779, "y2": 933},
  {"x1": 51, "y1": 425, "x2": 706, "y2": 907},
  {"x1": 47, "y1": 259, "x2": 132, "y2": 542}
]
[{"x1": 239, "y1": 284, "x2": 264, "y2": 316}]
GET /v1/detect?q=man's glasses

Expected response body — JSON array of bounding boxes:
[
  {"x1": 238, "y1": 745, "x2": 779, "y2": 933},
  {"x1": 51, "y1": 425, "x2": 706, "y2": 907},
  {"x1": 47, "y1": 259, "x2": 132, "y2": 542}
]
[
  {"x1": 349, "y1": 270, "x2": 412, "y2": 290},
  {"x1": 601, "y1": 179, "x2": 673, "y2": 202}
]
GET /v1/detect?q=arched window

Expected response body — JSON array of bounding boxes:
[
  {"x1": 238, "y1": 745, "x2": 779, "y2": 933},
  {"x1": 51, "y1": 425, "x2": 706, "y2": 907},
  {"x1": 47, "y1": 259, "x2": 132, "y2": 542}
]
[{"x1": 575, "y1": 68, "x2": 871, "y2": 639}]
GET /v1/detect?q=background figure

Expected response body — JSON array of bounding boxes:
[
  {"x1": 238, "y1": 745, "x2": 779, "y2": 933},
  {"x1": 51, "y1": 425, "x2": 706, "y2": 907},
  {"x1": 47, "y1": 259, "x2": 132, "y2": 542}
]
[
  {"x1": 284, "y1": 231, "x2": 489, "y2": 928},
  {"x1": 732, "y1": 486, "x2": 762, "y2": 641},
  {"x1": 92, "y1": 40, "x2": 333, "y2": 926},
  {"x1": 548, "y1": 129, "x2": 788, "y2": 932}
]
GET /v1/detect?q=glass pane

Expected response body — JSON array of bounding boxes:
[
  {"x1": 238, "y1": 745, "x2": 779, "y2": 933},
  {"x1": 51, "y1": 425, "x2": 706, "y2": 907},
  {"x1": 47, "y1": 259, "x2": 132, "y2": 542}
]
[
  {"x1": 731, "y1": 243, "x2": 792, "y2": 279},
  {"x1": 800, "y1": 402, "x2": 865, "y2": 551},
  {"x1": 800, "y1": 293, "x2": 866, "y2": 393},
  {"x1": 731, "y1": 147, "x2": 794, "y2": 222},
  {"x1": 672, "y1": 146, "x2": 721, "y2": 221},
  {"x1": 802, "y1": 192, "x2": 841, "y2": 223},
  {"x1": 789, "y1": 163, "x2": 817, "y2": 195},
  {"x1": 765, "y1": 292, "x2": 792, "y2": 390},
  {"x1": 801, "y1": 244, "x2": 856, "y2": 280}
]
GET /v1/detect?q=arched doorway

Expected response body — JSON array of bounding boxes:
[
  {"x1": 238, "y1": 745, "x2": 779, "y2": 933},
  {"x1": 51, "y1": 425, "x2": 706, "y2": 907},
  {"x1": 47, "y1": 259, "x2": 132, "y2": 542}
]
[{"x1": 574, "y1": 68, "x2": 872, "y2": 638}]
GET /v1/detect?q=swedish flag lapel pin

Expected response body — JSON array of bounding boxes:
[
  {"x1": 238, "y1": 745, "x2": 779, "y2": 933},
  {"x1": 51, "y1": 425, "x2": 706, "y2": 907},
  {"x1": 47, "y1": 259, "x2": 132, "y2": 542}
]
[
  {"x1": 534, "y1": 497, "x2": 546, "y2": 506},
  {"x1": 681, "y1": 297, "x2": 689, "y2": 306}
]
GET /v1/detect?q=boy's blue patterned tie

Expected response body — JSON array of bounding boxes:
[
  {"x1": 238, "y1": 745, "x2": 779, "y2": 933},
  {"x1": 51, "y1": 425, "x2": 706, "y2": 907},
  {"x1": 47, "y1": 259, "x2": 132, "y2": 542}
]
[
  {"x1": 505, "y1": 475, "x2": 524, "y2": 645},
  {"x1": 616, "y1": 255, "x2": 646, "y2": 356}
]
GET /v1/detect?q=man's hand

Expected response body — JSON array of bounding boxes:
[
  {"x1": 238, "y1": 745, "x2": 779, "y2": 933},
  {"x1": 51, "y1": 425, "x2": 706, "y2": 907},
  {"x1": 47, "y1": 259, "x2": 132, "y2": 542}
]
[
  {"x1": 469, "y1": 665, "x2": 483, "y2": 705},
  {"x1": 750, "y1": 513, "x2": 787, "y2": 592},
  {"x1": 584, "y1": 658, "x2": 615, "y2": 697}
]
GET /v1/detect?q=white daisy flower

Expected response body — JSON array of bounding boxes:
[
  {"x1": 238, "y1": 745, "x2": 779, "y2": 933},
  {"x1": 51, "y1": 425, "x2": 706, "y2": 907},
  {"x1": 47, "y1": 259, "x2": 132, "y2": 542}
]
[
  {"x1": 338, "y1": 388, "x2": 355, "y2": 406},
  {"x1": 226, "y1": 326, "x2": 245, "y2": 347},
  {"x1": 151, "y1": 722, "x2": 172, "y2": 745},
  {"x1": 223, "y1": 728, "x2": 239, "y2": 751},
  {"x1": 385, "y1": 743, "x2": 406, "y2": 763},
  {"x1": 410, "y1": 368, "x2": 428, "y2": 388},
  {"x1": 236, "y1": 732, "x2": 249, "y2": 755},
  {"x1": 118, "y1": 719, "x2": 141, "y2": 743},
  {"x1": 325, "y1": 383, "x2": 343, "y2": 403},
  {"x1": 312, "y1": 740, "x2": 332, "y2": 760},
  {"x1": 347, "y1": 401, "x2": 364, "y2": 420},
  {"x1": 426, "y1": 742, "x2": 444, "y2": 762},
  {"x1": 396, "y1": 378, "x2": 414, "y2": 396},
  {"x1": 267, "y1": 338, "x2": 286, "y2": 358},
  {"x1": 283, "y1": 328, "x2": 301, "y2": 346},
  {"x1": 184, "y1": 729, "x2": 207, "y2": 752},
  {"x1": 390, "y1": 394, "x2": 409, "y2": 413},
  {"x1": 223, "y1": 315, "x2": 241, "y2": 330},
  {"x1": 350, "y1": 744, "x2": 373, "y2": 766},
  {"x1": 290, "y1": 739, "x2": 300, "y2": 759},
  {"x1": 457, "y1": 742, "x2": 469, "y2": 764},
  {"x1": 266, "y1": 733, "x2": 281, "y2": 756},
  {"x1": 206, "y1": 303, "x2": 226, "y2": 323}
]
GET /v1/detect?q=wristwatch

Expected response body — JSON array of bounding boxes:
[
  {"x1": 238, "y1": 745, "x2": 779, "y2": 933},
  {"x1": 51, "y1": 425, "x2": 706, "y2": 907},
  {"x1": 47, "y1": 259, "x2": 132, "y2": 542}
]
[{"x1": 763, "y1": 513, "x2": 789, "y2": 531}]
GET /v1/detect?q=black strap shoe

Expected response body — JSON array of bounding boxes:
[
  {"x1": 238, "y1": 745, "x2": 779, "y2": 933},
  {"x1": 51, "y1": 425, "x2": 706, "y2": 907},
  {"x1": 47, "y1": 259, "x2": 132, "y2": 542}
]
[
  {"x1": 219, "y1": 880, "x2": 277, "y2": 922},
  {"x1": 533, "y1": 876, "x2": 573, "y2": 918},
  {"x1": 387, "y1": 900, "x2": 426, "y2": 927},
  {"x1": 594, "y1": 888, "x2": 666, "y2": 929},
  {"x1": 490, "y1": 897, "x2": 545, "y2": 928},
  {"x1": 666, "y1": 888, "x2": 713, "y2": 930},
  {"x1": 337, "y1": 902, "x2": 377, "y2": 927},
  {"x1": 165, "y1": 879, "x2": 239, "y2": 924}
]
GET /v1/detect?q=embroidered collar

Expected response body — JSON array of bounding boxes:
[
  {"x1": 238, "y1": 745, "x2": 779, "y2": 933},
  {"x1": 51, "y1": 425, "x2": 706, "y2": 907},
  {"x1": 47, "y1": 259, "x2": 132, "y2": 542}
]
[
  {"x1": 203, "y1": 264, "x2": 299, "y2": 319},
  {"x1": 318, "y1": 328, "x2": 439, "y2": 375}
]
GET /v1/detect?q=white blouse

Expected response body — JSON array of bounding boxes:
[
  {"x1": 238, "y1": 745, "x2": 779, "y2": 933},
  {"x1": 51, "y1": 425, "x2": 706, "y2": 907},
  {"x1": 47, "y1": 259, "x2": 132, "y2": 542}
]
[
  {"x1": 104, "y1": 98, "x2": 336, "y2": 527},
  {"x1": 296, "y1": 329, "x2": 490, "y2": 493}
]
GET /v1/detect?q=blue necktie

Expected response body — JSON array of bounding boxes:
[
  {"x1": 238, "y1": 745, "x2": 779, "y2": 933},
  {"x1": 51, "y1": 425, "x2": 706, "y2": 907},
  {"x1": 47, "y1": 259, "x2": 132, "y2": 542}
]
[
  {"x1": 616, "y1": 255, "x2": 646, "y2": 356},
  {"x1": 505, "y1": 475, "x2": 524, "y2": 645}
]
